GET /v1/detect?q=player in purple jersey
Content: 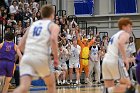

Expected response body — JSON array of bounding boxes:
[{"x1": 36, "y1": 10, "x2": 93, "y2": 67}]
[
  {"x1": 136, "y1": 49, "x2": 140, "y2": 85},
  {"x1": 0, "y1": 32, "x2": 22, "y2": 93}
]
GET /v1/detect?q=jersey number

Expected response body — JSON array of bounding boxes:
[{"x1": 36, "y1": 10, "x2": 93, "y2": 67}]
[
  {"x1": 6, "y1": 45, "x2": 11, "y2": 52},
  {"x1": 33, "y1": 26, "x2": 42, "y2": 36}
]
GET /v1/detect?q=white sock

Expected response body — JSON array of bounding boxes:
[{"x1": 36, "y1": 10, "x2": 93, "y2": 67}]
[
  {"x1": 108, "y1": 87, "x2": 114, "y2": 93},
  {"x1": 76, "y1": 80, "x2": 78, "y2": 83},
  {"x1": 86, "y1": 78, "x2": 90, "y2": 81},
  {"x1": 78, "y1": 80, "x2": 80, "y2": 83},
  {"x1": 57, "y1": 80, "x2": 60, "y2": 84},
  {"x1": 63, "y1": 80, "x2": 66, "y2": 83}
]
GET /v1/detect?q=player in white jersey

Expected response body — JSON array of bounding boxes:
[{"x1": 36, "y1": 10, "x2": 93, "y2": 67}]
[
  {"x1": 59, "y1": 44, "x2": 68, "y2": 84},
  {"x1": 14, "y1": 5, "x2": 60, "y2": 93},
  {"x1": 89, "y1": 42, "x2": 100, "y2": 84},
  {"x1": 102, "y1": 18, "x2": 135, "y2": 93},
  {"x1": 69, "y1": 37, "x2": 81, "y2": 84}
]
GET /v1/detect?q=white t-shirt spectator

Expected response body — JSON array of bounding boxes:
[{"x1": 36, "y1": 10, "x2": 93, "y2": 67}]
[
  {"x1": 69, "y1": 45, "x2": 81, "y2": 63},
  {"x1": 127, "y1": 42, "x2": 136, "y2": 56},
  {"x1": 10, "y1": 5, "x2": 18, "y2": 14},
  {"x1": 33, "y1": 2, "x2": 38, "y2": 8}
]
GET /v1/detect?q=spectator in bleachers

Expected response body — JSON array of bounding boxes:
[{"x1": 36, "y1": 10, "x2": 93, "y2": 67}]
[
  {"x1": 36, "y1": 11, "x2": 41, "y2": 20},
  {"x1": 15, "y1": 20, "x2": 23, "y2": 35},
  {"x1": 24, "y1": 21, "x2": 30, "y2": 29},
  {"x1": 89, "y1": 41, "x2": 101, "y2": 84},
  {"x1": 32, "y1": 0, "x2": 38, "y2": 9},
  {"x1": 55, "y1": 20, "x2": 59, "y2": 25},
  {"x1": 59, "y1": 43, "x2": 69, "y2": 84},
  {"x1": 8, "y1": 14, "x2": 17, "y2": 26},
  {"x1": 69, "y1": 37, "x2": 81, "y2": 84},
  {"x1": 0, "y1": 0, "x2": 7, "y2": 9},
  {"x1": 127, "y1": 37, "x2": 136, "y2": 83},
  {"x1": 24, "y1": 3, "x2": 29, "y2": 12},
  {"x1": 0, "y1": 12, "x2": 7, "y2": 24},
  {"x1": 128, "y1": 37, "x2": 136, "y2": 56},
  {"x1": 32, "y1": 8, "x2": 37, "y2": 14},
  {"x1": 102, "y1": 35, "x2": 108, "y2": 51},
  {"x1": 0, "y1": 6, "x2": 6, "y2": 15},
  {"x1": 9, "y1": 1, "x2": 18, "y2": 14},
  {"x1": 0, "y1": 13, "x2": 7, "y2": 35},
  {"x1": 5, "y1": 25, "x2": 11, "y2": 33},
  {"x1": 76, "y1": 29, "x2": 95, "y2": 85}
]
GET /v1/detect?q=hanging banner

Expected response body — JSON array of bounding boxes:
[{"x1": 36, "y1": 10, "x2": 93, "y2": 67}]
[
  {"x1": 115, "y1": 0, "x2": 137, "y2": 13},
  {"x1": 74, "y1": 0, "x2": 94, "y2": 15}
]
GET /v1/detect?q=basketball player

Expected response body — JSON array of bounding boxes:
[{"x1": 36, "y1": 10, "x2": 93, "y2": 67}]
[
  {"x1": 136, "y1": 49, "x2": 140, "y2": 93},
  {"x1": 69, "y1": 36, "x2": 81, "y2": 84},
  {"x1": 59, "y1": 44, "x2": 68, "y2": 84},
  {"x1": 89, "y1": 41, "x2": 101, "y2": 84},
  {"x1": 0, "y1": 32, "x2": 22, "y2": 93},
  {"x1": 102, "y1": 18, "x2": 135, "y2": 93},
  {"x1": 50, "y1": 53, "x2": 64, "y2": 85},
  {"x1": 136, "y1": 48, "x2": 140, "y2": 85},
  {"x1": 13, "y1": 5, "x2": 59, "y2": 93}
]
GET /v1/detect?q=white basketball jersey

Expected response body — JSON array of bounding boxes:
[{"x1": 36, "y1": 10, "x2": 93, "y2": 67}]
[
  {"x1": 90, "y1": 45, "x2": 99, "y2": 61},
  {"x1": 105, "y1": 30, "x2": 128, "y2": 59},
  {"x1": 24, "y1": 20, "x2": 52, "y2": 55},
  {"x1": 90, "y1": 45, "x2": 99, "y2": 56},
  {"x1": 69, "y1": 45, "x2": 81, "y2": 63}
]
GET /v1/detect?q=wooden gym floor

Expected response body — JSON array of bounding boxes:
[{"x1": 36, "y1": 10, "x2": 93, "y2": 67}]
[{"x1": 8, "y1": 84, "x2": 140, "y2": 93}]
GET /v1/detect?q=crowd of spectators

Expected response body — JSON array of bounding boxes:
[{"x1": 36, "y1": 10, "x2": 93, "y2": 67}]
[
  {"x1": 0, "y1": 0, "x2": 107, "y2": 85},
  {"x1": 0, "y1": 0, "x2": 137, "y2": 86},
  {"x1": 0, "y1": 0, "x2": 43, "y2": 43}
]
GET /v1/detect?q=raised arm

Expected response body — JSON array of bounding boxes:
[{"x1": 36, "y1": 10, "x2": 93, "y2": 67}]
[
  {"x1": 88, "y1": 37, "x2": 96, "y2": 47},
  {"x1": 75, "y1": 30, "x2": 83, "y2": 46}
]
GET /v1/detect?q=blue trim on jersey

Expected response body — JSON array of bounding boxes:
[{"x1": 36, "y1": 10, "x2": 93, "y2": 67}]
[{"x1": 47, "y1": 21, "x2": 53, "y2": 34}]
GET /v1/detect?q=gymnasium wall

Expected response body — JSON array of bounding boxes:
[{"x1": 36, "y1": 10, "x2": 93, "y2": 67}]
[
  {"x1": 51, "y1": 0, "x2": 140, "y2": 15},
  {"x1": 49, "y1": 0, "x2": 140, "y2": 38}
]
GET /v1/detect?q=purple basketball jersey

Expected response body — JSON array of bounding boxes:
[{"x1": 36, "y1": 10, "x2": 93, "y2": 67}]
[
  {"x1": 0, "y1": 41, "x2": 16, "y2": 62},
  {"x1": 136, "y1": 51, "x2": 140, "y2": 62},
  {"x1": 136, "y1": 51, "x2": 140, "y2": 85}
]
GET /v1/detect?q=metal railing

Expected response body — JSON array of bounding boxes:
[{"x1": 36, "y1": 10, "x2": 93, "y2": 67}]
[
  {"x1": 67, "y1": 15, "x2": 77, "y2": 22},
  {"x1": 87, "y1": 26, "x2": 98, "y2": 36},
  {"x1": 78, "y1": 21, "x2": 87, "y2": 35},
  {"x1": 57, "y1": 10, "x2": 67, "y2": 17}
]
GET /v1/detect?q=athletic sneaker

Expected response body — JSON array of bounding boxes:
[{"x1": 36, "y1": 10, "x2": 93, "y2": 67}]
[
  {"x1": 57, "y1": 80, "x2": 62, "y2": 85},
  {"x1": 62, "y1": 80, "x2": 66, "y2": 84},
  {"x1": 70, "y1": 80, "x2": 73, "y2": 84},
  {"x1": 75, "y1": 80, "x2": 79, "y2": 85},
  {"x1": 65, "y1": 81, "x2": 70, "y2": 85},
  {"x1": 85, "y1": 78, "x2": 92, "y2": 85},
  {"x1": 95, "y1": 81, "x2": 101, "y2": 85},
  {"x1": 125, "y1": 85, "x2": 136, "y2": 93}
]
